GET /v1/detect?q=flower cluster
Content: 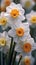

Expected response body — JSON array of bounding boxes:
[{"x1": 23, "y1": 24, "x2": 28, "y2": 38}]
[{"x1": 0, "y1": 1, "x2": 36, "y2": 65}]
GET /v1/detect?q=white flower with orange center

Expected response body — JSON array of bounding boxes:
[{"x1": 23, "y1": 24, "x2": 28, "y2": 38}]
[
  {"x1": 19, "y1": 56, "x2": 34, "y2": 65},
  {"x1": 15, "y1": 37, "x2": 34, "y2": 56},
  {"x1": 20, "y1": 0, "x2": 35, "y2": 10},
  {"x1": 8, "y1": 22, "x2": 30, "y2": 43},
  {"x1": 5, "y1": 2, "x2": 25, "y2": 26},
  {"x1": 0, "y1": 31, "x2": 11, "y2": 48},
  {"x1": 26, "y1": 10, "x2": 36, "y2": 25},
  {"x1": 0, "y1": 12, "x2": 10, "y2": 30}
]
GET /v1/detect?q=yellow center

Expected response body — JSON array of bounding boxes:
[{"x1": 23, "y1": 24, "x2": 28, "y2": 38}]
[
  {"x1": 30, "y1": 16, "x2": 36, "y2": 24},
  {"x1": 16, "y1": 28, "x2": 24, "y2": 37},
  {"x1": 0, "y1": 18, "x2": 7, "y2": 26},
  {"x1": 22, "y1": 43, "x2": 32, "y2": 53},
  {"x1": 24, "y1": 57, "x2": 31, "y2": 65},
  {"x1": 10, "y1": 9, "x2": 19, "y2": 18},
  {"x1": 25, "y1": 1, "x2": 31, "y2": 8},
  {"x1": 0, "y1": 38, "x2": 6, "y2": 46}
]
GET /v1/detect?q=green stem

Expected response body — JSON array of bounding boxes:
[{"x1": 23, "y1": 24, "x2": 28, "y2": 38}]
[{"x1": 13, "y1": 0, "x2": 20, "y2": 4}]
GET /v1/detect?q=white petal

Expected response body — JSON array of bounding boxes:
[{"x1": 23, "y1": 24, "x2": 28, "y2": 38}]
[
  {"x1": 8, "y1": 29, "x2": 15, "y2": 37},
  {"x1": 2, "y1": 31, "x2": 8, "y2": 38},
  {"x1": 10, "y1": 2, "x2": 16, "y2": 8},
  {"x1": 26, "y1": 13, "x2": 31, "y2": 21},
  {"x1": 13, "y1": 37, "x2": 19, "y2": 43},
  {"x1": 19, "y1": 15, "x2": 25, "y2": 21},
  {"x1": 15, "y1": 44, "x2": 22, "y2": 52},
  {"x1": 6, "y1": 37, "x2": 11, "y2": 48},
  {"x1": 6, "y1": 6, "x2": 12, "y2": 13}
]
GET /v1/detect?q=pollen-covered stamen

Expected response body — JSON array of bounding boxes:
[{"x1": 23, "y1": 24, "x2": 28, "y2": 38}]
[
  {"x1": 16, "y1": 28, "x2": 24, "y2": 37},
  {"x1": 0, "y1": 38, "x2": 6, "y2": 46},
  {"x1": 22, "y1": 43, "x2": 32, "y2": 53},
  {"x1": 30, "y1": 16, "x2": 36, "y2": 24},
  {"x1": 0, "y1": 18, "x2": 7, "y2": 26},
  {"x1": 10, "y1": 9, "x2": 19, "y2": 18}
]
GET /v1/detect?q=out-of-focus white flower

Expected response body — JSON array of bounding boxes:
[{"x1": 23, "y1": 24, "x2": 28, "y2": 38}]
[
  {"x1": 19, "y1": 55, "x2": 34, "y2": 65},
  {"x1": 8, "y1": 22, "x2": 30, "y2": 43},
  {"x1": 1, "y1": 0, "x2": 13, "y2": 12},
  {"x1": 26, "y1": 10, "x2": 36, "y2": 25},
  {"x1": 4, "y1": 0, "x2": 12, "y2": 7},
  {"x1": 1, "y1": 0, "x2": 13, "y2": 7},
  {"x1": 20, "y1": 0, "x2": 35, "y2": 10},
  {"x1": 0, "y1": 12, "x2": 10, "y2": 30},
  {"x1": 0, "y1": 31, "x2": 11, "y2": 48},
  {"x1": 5, "y1": 2, "x2": 25, "y2": 27},
  {"x1": 15, "y1": 37, "x2": 34, "y2": 56}
]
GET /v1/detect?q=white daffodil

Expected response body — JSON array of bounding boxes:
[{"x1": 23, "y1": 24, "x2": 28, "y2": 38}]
[
  {"x1": 15, "y1": 37, "x2": 34, "y2": 56},
  {"x1": 8, "y1": 22, "x2": 30, "y2": 43},
  {"x1": 0, "y1": 12, "x2": 10, "y2": 30},
  {"x1": 20, "y1": 0, "x2": 35, "y2": 10},
  {"x1": 0, "y1": 31, "x2": 11, "y2": 48},
  {"x1": 5, "y1": 2, "x2": 25, "y2": 27},
  {"x1": 26, "y1": 10, "x2": 36, "y2": 25},
  {"x1": 19, "y1": 55, "x2": 34, "y2": 65}
]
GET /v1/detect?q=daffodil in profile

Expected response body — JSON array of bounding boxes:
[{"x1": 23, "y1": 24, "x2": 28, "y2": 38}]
[
  {"x1": 26, "y1": 10, "x2": 36, "y2": 25},
  {"x1": 0, "y1": 12, "x2": 10, "y2": 30},
  {"x1": 0, "y1": 31, "x2": 11, "y2": 48}
]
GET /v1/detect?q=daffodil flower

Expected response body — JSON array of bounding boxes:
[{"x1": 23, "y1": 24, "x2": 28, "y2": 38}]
[
  {"x1": 15, "y1": 37, "x2": 34, "y2": 56},
  {"x1": 0, "y1": 31, "x2": 11, "y2": 48},
  {"x1": 0, "y1": 12, "x2": 10, "y2": 30},
  {"x1": 26, "y1": 10, "x2": 36, "y2": 25},
  {"x1": 20, "y1": 0, "x2": 35, "y2": 10},
  {"x1": 8, "y1": 22, "x2": 30, "y2": 43},
  {"x1": 4, "y1": 2, "x2": 25, "y2": 27},
  {"x1": 19, "y1": 56, "x2": 34, "y2": 65},
  {"x1": 1, "y1": 0, "x2": 12, "y2": 12}
]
